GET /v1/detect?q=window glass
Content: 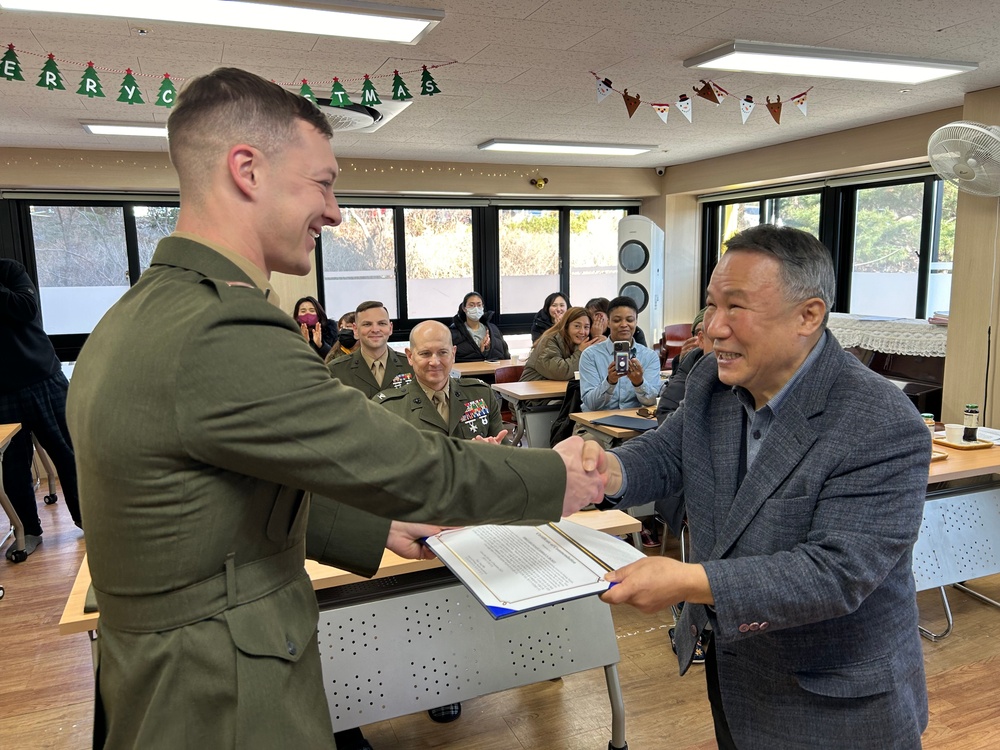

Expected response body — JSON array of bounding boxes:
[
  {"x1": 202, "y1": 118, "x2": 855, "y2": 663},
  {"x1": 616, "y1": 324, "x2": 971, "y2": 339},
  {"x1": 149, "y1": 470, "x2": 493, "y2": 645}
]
[
  {"x1": 569, "y1": 209, "x2": 626, "y2": 306},
  {"x1": 499, "y1": 208, "x2": 559, "y2": 314},
  {"x1": 322, "y1": 207, "x2": 397, "y2": 318},
  {"x1": 928, "y1": 180, "x2": 956, "y2": 317},
  {"x1": 404, "y1": 207, "x2": 473, "y2": 319},
  {"x1": 850, "y1": 183, "x2": 923, "y2": 317},
  {"x1": 30, "y1": 205, "x2": 127, "y2": 335},
  {"x1": 131, "y1": 205, "x2": 180, "y2": 273},
  {"x1": 770, "y1": 193, "x2": 820, "y2": 236}
]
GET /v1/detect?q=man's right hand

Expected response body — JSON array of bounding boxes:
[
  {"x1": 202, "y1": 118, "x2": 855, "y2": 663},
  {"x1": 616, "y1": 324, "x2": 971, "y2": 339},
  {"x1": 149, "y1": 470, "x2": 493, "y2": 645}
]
[{"x1": 553, "y1": 436, "x2": 607, "y2": 515}]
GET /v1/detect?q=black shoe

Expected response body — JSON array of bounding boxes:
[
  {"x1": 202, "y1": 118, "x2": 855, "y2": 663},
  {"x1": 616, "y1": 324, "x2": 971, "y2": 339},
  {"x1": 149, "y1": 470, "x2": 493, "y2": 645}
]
[
  {"x1": 334, "y1": 728, "x2": 373, "y2": 750},
  {"x1": 428, "y1": 703, "x2": 462, "y2": 723},
  {"x1": 668, "y1": 627, "x2": 677, "y2": 655}
]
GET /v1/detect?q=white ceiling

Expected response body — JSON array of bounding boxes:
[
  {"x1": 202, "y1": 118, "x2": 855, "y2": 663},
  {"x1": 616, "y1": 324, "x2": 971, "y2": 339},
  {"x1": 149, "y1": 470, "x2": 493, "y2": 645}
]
[{"x1": 1, "y1": 0, "x2": 999, "y2": 168}]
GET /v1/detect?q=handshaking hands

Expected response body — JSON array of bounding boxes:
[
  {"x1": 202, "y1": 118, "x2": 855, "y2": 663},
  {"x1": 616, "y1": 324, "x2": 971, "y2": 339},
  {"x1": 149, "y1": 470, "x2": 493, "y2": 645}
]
[{"x1": 552, "y1": 436, "x2": 623, "y2": 516}]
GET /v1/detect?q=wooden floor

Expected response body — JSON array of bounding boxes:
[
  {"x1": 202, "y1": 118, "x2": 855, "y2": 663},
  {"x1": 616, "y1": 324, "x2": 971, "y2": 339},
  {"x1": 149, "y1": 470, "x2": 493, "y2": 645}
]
[{"x1": 2, "y1": 485, "x2": 1000, "y2": 749}]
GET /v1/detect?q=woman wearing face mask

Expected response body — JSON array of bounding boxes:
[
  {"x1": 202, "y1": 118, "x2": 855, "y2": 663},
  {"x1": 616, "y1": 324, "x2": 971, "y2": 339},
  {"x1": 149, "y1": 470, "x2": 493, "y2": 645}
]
[
  {"x1": 325, "y1": 311, "x2": 358, "y2": 363},
  {"x1": 450, "y1": 291, "x2": 510, "y2": 362},
  {"x1": 291, "y1": 296, "x2": 337, "y2": 359},
  {"x1": 530, "y1": 292, "x2": 570, "y2": 343},
  {"x1": 520, "y1": 307, "x2": 604, "y2": 382}
]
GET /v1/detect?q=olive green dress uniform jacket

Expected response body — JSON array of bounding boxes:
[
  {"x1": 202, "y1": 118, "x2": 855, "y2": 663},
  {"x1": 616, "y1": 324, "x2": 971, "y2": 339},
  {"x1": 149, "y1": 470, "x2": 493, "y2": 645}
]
[
  {"x1": 327, "y1": 347, "x2": 414, "y2": 399},
  {"x1": 373, "y1": 377, "x2": 503, "y2": 440},
  {"x1": 66, "y1": 237, "x2": 567, "y2": 750}
]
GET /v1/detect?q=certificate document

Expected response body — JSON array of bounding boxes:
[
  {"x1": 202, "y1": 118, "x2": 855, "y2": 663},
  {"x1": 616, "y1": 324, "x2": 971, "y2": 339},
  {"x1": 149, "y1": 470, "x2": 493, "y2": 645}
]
[{"x1": 424, "y1": 519, "x2": 645, "y2": 618}]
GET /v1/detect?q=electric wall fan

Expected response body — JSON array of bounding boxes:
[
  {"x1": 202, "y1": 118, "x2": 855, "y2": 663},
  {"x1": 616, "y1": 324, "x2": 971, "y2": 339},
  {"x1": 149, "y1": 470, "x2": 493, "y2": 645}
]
[{"x1": 928, "y1": 120, "x2": 1000, "y2": 197}]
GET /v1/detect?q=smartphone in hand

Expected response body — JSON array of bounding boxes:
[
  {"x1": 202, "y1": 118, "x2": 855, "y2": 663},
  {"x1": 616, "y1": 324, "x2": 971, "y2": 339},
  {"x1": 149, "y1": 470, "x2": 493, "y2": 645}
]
[{"x1": 613, "y1": 340, "x2": 630, "y2": 375}]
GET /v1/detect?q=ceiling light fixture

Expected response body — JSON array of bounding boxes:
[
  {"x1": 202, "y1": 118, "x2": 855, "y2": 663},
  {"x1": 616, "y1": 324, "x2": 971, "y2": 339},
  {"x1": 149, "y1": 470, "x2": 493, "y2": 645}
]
[
  {"x1": 684, "y1": 40, "x2": 978, "y2": 85},
  {"x1": 1, "y1": 0, "x2": 443, "y2": 44},
  {"x1": 83, "y1": 122, "x2": 168, "y2": 137},
  {"x1": 478, "y1": 140, "x2": 655, "y2": 156}
]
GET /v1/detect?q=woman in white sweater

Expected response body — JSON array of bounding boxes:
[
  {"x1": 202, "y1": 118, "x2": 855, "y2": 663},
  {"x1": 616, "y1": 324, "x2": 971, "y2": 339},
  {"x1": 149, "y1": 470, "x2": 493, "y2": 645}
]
[{"x1": 520, "y1": 307, "x2": 605, "y2": 381}]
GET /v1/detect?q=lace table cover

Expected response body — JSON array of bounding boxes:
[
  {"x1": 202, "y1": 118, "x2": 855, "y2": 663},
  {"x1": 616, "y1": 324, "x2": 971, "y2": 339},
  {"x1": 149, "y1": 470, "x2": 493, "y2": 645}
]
[{"x1": 827, "y1": 313, "x2": 948, "y2": 357}]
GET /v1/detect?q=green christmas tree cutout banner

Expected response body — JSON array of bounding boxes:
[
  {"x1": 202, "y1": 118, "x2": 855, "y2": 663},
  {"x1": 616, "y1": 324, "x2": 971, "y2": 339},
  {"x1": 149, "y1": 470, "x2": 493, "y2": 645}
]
[{"x1": 2, "y1": 43, "x2": 451, "y2": 111}]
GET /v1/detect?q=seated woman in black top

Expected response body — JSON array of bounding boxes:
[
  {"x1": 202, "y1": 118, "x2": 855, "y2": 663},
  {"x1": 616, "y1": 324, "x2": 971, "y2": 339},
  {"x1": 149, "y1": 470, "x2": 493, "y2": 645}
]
[
  {"x1": 292, "y1": 296, "x2": 337, "y2": 359},
  {"x1": 450, "y1": 291, "x2": 510, "y2": 362},
  {"x1": 530, "y1": 292, "x2": 569, "y2": 342}
]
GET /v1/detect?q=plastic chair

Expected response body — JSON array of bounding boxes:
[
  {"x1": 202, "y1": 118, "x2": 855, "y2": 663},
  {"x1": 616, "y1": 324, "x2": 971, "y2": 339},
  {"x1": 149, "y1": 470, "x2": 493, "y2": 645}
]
[
  {"x1": 659, "y1": 323, "x2": 692, "y2": 369},
  {"x1": 493, "y1": 365, "x2": 524, "y2": 424}
]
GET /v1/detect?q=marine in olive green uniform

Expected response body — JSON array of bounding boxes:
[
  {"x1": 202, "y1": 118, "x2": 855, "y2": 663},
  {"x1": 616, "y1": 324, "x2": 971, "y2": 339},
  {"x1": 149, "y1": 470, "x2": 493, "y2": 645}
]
[
  {"x1": 327, "y1": 346, "x2": 414, "y2": 399},
  {"x1": 66, "y1": 236, "x2": 567, "y2": 750},
  {"x1": 374, "y1": 377, "x2": 504, "y2": 440}
]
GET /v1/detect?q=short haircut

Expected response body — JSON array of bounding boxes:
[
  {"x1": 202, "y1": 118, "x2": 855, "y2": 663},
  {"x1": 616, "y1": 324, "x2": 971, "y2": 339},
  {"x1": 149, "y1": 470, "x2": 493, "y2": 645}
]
[
  {"x1": 167, "y1": 67, "x2": 332, "y2": 192},
  {"x1": 608, "y1": 295, "x2": 638, "y2": 316},
  {"x1": 725, "y1": 225, "x2": 835, "y2": 325},
  {"x1": 338, "y1": 311, "x2": 356, "y2": 327},
  {"x1": 355, "y1": 300, "x2": 388, "y2": 317}
]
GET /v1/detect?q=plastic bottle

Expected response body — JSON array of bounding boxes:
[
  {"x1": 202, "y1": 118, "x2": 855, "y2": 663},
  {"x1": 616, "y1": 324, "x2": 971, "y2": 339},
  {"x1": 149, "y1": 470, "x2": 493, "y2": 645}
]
[{"x1": 963, "y1": 404, "x2": 980, "y2": 443}]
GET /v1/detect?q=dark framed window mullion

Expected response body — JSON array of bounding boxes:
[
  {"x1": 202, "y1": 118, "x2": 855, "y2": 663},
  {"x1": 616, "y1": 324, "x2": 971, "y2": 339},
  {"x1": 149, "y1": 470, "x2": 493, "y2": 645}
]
[
  {"x1": 392, "y1": 206, "x2": 408, "y2": 322},
  {"x1": 313, "y1": 237, "x2": 326, "y2": 313},
  {"x1": 478, "y1": 206, "x2": 502, "y2": 325},
  {"x1": 914, "y1": 177, "x2": 940, "y2": 319},
  {"x1": 699, "y1": 201, "x2": 720, "y2": 305},
  {"x1": 831, "y1": 187, "x2": 857, "y2": 314},
  {"x1": 558, "y1": 207, "x2": 570, "y2": 296},
  {"x1": 122, "y1": 204, "x2": 142, "y2": 285}
]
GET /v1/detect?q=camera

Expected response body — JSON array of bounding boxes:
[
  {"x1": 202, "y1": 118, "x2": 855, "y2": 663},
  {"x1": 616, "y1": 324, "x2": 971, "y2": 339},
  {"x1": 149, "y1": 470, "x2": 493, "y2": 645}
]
[
  {"x1": 613, "y1": 340, "x2": 630, "y2": 375},
  {"x1": 655, "y1": 166, "x2": 665, "y2": 176}
]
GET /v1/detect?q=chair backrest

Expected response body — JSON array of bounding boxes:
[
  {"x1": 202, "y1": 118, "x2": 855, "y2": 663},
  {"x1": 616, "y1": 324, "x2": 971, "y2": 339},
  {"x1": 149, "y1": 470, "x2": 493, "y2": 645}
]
[
  {"x1": 493, "y1": 365, "x2": 524, "y2": 384},
  {"x1": 660, "y1": 322, "x2": 693, "y2": 367},
  {"x1": 492, "y1": 365, "x2": 525, "y2": 424}
]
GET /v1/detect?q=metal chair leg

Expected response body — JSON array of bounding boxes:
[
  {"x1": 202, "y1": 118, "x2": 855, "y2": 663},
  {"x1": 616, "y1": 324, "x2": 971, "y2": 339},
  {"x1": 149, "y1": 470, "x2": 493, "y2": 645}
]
[{"x1": 918, "y1": 586, "x2": 954, "y2": 641}]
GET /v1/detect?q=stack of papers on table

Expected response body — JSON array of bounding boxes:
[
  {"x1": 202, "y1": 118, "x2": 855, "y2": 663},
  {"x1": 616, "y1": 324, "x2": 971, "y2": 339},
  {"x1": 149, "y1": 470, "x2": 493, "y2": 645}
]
[{"x1": 928, "y1": 310, "x2": 949, "y2": 326}]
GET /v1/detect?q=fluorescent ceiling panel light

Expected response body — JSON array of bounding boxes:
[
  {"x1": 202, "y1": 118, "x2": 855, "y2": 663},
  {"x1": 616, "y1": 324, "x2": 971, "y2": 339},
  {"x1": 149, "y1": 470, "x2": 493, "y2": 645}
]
[
  {"x1": 1, "y1": 0, "x2": 443, "y2": 44},
  {"x1": 684, "y1": 40, "x2": 977, "y2": 85},
  {"x1": 83, "y1": 123, "x2": 168, "y2": 137},
  {"x1": 478, "y1": 140, "x2": 655, "y2": 156}
]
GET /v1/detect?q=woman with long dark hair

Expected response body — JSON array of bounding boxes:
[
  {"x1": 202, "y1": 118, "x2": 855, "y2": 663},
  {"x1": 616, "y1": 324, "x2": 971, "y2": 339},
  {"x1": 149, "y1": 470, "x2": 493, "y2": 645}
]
[{"x1": 291, "y1": 296, "x2": 337, "y2": 359}]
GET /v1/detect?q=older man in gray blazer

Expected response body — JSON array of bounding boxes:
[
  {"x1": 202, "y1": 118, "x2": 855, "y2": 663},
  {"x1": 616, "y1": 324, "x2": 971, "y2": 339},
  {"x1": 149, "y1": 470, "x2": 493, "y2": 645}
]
[{"x1": 600, "y1": 224, "x2": 930, "y2": 749}]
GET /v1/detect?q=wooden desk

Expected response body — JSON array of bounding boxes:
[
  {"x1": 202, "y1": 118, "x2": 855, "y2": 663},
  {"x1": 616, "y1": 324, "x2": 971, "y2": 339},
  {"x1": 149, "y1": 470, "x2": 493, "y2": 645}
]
[
  {"x1": 927, "y1": 442, "x2": 1000, "y2": 483},
  {"x1": 59, "y1": 508, "x2": 639, "y2": 634},
  {"x1": 571, "y1": 408, "x2": 655, "y2": 442},
  {"x1": 451, "y1": 358, "x2": 518, "y2": 378},
  {"x1": 59, "y1": 509, "x2": 640, "y2": 748},
  {"x1": 0, "y1": 424, "x2": 25, "y2": 583},
  {"x1": 491, "y1": 380, "x2": 569, "y2": 447}
]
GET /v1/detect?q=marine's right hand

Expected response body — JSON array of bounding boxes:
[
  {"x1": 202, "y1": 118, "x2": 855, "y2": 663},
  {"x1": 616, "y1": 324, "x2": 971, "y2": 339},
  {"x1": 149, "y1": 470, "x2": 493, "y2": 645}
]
[{"x1": 553, "y1": 436, "x2": 607, "y2": 516}]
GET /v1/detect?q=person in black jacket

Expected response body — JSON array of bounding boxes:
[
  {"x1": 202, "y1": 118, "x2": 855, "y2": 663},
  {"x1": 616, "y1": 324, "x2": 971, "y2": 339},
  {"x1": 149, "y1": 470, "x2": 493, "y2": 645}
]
[
  {"x1": 450, "y1": 291, "x2": 509, "y2": 362},
  {"x1": 292, "y1": 295, "x2": 337, "y2": 359},
  {"x1": 530, "y1": 292, "x2": 569, "y2": 342},
  {"x1": 0, "y1": 258, "x2": 82, "y2": 559}
]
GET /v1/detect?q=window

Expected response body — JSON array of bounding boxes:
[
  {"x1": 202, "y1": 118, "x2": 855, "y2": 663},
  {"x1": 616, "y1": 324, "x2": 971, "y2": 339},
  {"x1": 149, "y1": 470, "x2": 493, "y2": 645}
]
[
  {"x1": 321, "y1": 207, "x2": 397, "y2": 318},
  {"x1": 132, "y1": 205, "x2": 180, "y2": 273},
  {"x1": 569, "y1": 209, "x2": 626, "y2": 305},
  {"x1": 769, "y1": 193, "x2": 820, "y2": 236},
  {"x1": 498, "y1": 208, "x2": 559, "y2": 314},
  {"x1": 850, "y1": 183, "x2": 923, "y2": 317},
  {"x1": 30, "y1": 205, "x2": 128, "y2": 335},
  {"x1": 403, "y1": 207, "x2": 473, "y2": 319},
  {"x1": 928, "y1": 180, "x2": 956, "y2": 316},
  {"x1": 700, "y1": 174, "x2": 953, "y2": 319}
]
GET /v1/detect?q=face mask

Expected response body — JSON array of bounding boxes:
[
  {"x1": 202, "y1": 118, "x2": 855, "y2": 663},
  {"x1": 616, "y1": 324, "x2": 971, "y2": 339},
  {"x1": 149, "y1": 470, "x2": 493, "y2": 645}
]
[
  {"x1": 297, "y1": 313, "x2": 319, "y2": 328},
  {"x1": 338, "y1": 330, "x2": 356, "y2": 349},
  {"x1": 466, "y1": 306, "x2": 484, "y2": 321}
]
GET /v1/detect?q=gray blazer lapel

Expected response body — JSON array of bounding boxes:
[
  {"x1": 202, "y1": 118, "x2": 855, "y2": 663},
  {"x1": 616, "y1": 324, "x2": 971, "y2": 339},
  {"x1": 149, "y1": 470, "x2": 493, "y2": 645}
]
[
  {"x1": 710, "y1": 333, "x2": 845, "y2": 559},
  {"x1": 712, "y1": 405, "x2": 818, "y2": 559}
]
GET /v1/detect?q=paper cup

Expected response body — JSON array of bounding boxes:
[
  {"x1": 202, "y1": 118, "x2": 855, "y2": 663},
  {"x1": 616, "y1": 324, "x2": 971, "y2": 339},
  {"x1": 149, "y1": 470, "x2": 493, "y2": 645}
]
[{"x1": 944, "y1": 423, "x2": 964, "y2": 443}]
